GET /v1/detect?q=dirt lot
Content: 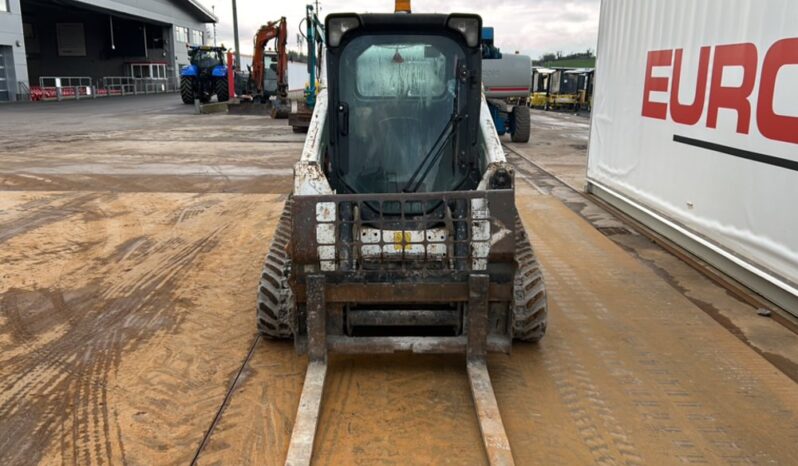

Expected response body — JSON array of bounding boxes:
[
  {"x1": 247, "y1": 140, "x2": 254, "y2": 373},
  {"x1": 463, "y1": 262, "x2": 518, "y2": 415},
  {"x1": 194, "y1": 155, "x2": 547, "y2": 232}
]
[{"x1": 1, "y1": 96, "x2": 797, "y2": 465}]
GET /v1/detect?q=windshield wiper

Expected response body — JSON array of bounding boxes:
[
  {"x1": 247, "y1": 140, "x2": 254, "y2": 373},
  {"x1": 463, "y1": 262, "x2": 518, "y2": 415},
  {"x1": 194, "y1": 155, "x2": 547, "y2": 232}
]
[
  {"x1": 402, "y1": 118, "x2": 456, "y2": 193},
  {"x1": 402, "y1": 64, "x2": 465, "y2": 193}
]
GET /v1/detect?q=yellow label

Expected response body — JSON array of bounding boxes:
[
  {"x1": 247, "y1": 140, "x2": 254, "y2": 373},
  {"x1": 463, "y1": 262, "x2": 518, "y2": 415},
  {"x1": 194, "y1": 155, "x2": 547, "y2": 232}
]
[{"x1": 393, "y1": 231, "x2": 412, "y2": 251}]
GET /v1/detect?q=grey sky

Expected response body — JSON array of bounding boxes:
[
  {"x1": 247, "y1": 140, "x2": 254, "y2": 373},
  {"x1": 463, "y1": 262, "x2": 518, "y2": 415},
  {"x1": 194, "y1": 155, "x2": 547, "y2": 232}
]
[{"x1": 199, "y1": 0, "x2": 600, "y2": 60}]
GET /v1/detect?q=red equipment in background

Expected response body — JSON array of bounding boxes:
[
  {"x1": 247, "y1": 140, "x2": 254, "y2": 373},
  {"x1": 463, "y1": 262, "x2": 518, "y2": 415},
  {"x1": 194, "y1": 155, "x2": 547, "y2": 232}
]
[{"x1": 250, "y1": 17, "x2": 288, "y2": 105}]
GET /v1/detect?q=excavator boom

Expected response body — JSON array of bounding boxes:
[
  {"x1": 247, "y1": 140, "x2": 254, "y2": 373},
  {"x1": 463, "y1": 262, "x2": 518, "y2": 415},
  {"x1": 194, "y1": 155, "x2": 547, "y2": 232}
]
[{"x1": 251, "y1": 17, "x2": 288, "y2": 99}]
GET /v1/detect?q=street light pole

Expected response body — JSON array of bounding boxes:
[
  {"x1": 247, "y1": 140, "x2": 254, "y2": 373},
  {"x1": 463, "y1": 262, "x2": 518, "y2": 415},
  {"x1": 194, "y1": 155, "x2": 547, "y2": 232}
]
[{"x1": 232, "y1": 0, "x2": 241, "y2": 70}]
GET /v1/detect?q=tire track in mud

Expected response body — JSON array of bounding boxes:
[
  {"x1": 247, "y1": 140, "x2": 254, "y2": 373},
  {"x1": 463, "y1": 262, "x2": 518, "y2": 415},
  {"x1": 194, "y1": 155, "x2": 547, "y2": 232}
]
[
  {"x1": 0, "y1": 173, "x2": 295, "y2": 194},
  {"x1": 0, "y1": 193, "x2": 103, "y2": 244},
  {"x1": 525, "y1": 204, "x2": 784, "y2": 465},
  {"x1": 540, "y1": 334, "x2": 643, "y2": 466},
  {"x1": 525, "y1": 253, "x2": 643, "y2": 465},
  {"x1": 0, "y1": 215, "x2": 229, "y2": 465}
]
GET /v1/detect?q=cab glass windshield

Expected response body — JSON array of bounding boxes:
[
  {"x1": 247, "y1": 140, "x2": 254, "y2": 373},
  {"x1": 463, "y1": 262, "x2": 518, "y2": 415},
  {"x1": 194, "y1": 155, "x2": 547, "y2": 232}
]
[
  {"x1": 191, "y1": 49, "x2": 223, "y2": 68},
  {"x1": 336, "y1": 34, "x2": 468, "y2": 194},
  {"x1": 355, "y1": 43, "x2": 448, "y2": 97}
]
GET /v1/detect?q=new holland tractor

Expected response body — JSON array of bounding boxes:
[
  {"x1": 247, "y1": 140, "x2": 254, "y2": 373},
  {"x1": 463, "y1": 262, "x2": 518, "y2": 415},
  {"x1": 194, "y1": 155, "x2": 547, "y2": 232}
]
[
  {"x1": 257, "y1": 2, "x2": 547, "y2": 464},
  {"x1": 180, "y1": 45, "x2": 230, "y2": 104}
]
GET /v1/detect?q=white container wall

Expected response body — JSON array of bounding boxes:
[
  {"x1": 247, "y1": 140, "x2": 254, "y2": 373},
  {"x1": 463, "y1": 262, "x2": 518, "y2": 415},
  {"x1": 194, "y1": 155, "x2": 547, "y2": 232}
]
[{"x1": 587, "y1": 0, "x2": 798, "y2": 313}]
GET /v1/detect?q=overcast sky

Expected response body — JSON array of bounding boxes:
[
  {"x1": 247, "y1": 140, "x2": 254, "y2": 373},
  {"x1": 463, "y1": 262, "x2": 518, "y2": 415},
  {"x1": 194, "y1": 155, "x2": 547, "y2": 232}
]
[{"x1": 198, "y1": 0, "x2": 600, "y2": 59}]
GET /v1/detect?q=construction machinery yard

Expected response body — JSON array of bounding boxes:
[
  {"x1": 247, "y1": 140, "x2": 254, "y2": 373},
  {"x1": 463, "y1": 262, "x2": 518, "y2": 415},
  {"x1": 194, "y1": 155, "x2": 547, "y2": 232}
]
[
  {"x1": 1, "y1": 95, "x2": 797, "y2": 464},
  {"x1": 2, "y1": 0, "x2": 798, "y2": 463}
]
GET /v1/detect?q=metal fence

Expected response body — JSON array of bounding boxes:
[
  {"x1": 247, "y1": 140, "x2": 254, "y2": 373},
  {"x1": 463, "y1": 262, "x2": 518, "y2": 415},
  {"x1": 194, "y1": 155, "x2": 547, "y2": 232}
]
[
  {"x1": 30, "y1": 75, "x2": 179, "y2": 101},
  {"x1": 16, "y1": 81, "x2": 31, "y2": 102},
  {"x1": 38, "y1": 76, "x2": 92, "y2": 89},
  {"x1": 36, "y1": 76, "x2": 92, "y2": 101},
  {"x1": 101, "y1": 76, "x2": 178, "y2": 95}
]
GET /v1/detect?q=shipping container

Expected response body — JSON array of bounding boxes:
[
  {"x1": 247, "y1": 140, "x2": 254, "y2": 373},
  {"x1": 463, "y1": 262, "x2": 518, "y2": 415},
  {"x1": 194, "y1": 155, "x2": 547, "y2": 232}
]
[{"x1": 587, "y1": 0, "x2": 798, "y2": 314}]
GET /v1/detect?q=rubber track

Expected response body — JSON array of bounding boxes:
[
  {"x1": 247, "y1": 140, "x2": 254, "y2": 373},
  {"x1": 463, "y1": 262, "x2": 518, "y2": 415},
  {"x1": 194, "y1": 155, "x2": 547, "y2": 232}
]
[
  {"x1": 513, "y1": 215, "x2": 548, "y2": 342},
  {"x1": 256, "y1": 197, "x2": 295, "y2": 338},
  {"x1": 257, "y1": 199, "x2": 545, "y2": 340}
]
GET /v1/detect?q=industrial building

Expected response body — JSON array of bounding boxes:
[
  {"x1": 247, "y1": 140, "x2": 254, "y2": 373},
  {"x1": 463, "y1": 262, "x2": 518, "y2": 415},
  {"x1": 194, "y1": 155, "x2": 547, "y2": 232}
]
[{"x1": 0, "y1": 0, "x2": 216, "y2": 101}]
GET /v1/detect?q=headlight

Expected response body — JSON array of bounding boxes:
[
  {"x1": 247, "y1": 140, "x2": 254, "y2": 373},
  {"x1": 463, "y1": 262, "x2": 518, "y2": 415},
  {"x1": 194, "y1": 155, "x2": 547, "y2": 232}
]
[
  {"x1": 327, "y1": 15, "x2": 360, "y2": 47},
  {"x1": 447, "y1": 15, "x2": 481, "y2": 48}
]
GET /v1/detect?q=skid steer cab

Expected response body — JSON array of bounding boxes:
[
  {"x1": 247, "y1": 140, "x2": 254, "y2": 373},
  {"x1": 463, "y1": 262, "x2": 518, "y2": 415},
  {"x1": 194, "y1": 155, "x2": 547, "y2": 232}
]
[
  {"x1": 257, "y1": 7, "x2": 547, "y2": 465},
  {"x1": 180, "y1": 45, "x2": 229, "y2": 104}
]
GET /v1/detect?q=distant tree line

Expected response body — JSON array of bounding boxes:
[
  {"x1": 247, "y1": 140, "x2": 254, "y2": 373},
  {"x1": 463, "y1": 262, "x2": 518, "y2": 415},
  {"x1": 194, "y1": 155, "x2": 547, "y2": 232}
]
[
  {"x1": 532, "y1": 49, "x2": 595, "y2": 65},
  {"x1": 288, "y1": 51, "x2": 308, "y2": 63}
]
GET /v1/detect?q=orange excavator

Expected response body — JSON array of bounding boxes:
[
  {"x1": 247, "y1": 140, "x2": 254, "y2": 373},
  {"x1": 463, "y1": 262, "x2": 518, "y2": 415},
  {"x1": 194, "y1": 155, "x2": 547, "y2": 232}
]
[{"x1": 247, "y1": 17, "x2": 289, "y2": 118}]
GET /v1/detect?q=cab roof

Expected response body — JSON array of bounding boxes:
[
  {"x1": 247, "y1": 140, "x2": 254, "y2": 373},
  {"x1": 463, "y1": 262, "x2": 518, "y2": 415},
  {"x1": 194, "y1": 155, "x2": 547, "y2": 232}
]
[{"x1": 326, "y1": 12, "x2": 481, "y2": 48}]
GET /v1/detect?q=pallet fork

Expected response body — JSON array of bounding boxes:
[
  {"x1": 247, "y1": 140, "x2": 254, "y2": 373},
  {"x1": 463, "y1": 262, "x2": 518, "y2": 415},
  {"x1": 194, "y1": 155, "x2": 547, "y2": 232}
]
[{"x1": 284, "y1": 274, "x2": 515, "y2": 466}]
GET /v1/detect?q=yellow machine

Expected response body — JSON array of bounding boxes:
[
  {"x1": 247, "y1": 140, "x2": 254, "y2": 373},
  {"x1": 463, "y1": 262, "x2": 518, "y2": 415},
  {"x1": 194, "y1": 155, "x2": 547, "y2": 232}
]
[
  {"x1": 530, "y1": 67, "x2": 594, "y2": 111},
  {"x1": 529, "y1": 67, "x2": 553, "y2": 109},
  {"x1": 548, "y1": 69, "x2": 579, "y2": 110}
]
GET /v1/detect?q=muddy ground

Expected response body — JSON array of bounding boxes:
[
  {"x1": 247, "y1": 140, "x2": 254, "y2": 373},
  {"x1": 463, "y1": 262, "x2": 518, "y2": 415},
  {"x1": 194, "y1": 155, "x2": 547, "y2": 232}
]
[{"x1": 1, "y1": 96, "x2": 797, "y2": 465}]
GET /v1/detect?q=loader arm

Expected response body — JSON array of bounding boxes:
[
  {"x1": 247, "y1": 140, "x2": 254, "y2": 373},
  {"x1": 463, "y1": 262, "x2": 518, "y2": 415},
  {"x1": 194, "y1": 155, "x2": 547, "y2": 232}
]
[{"x1": 251, "y1": 17, "x2": 288, "y2": 98}]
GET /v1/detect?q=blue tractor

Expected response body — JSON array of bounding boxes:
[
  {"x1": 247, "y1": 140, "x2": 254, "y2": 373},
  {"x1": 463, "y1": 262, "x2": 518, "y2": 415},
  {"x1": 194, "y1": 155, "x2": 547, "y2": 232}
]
[{"x1": 180, "y1": 45, "x2": 230, "y2": 104}]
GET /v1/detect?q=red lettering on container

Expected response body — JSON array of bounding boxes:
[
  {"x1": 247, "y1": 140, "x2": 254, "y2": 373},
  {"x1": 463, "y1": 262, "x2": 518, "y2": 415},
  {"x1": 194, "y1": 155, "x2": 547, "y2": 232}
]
[
  {"x1": 641, "y1": 50, "x2": 672, "y2": 120},
  {"x1": 670, "y1": 47, "x2": 711, "y2": 125},
  {"x1": 641, "y1": 39, "x2": 798, "y2": 145},
  {"x1": 757, "y1": 38, "x2": 798, "y2": 144},
  {"x1": 707, "y1": 43, "x2": 757, "y2": 134}
]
